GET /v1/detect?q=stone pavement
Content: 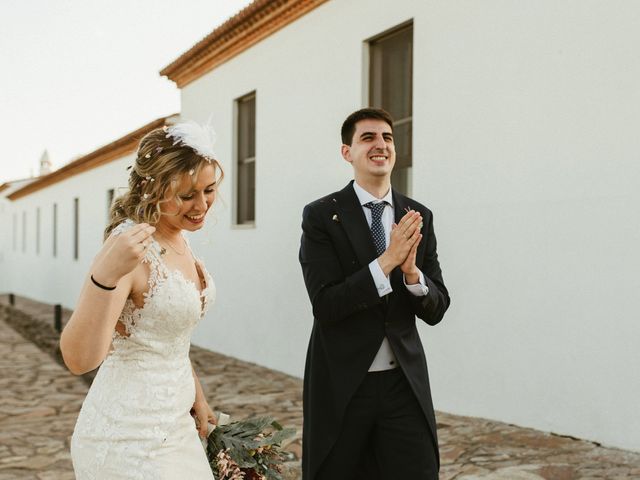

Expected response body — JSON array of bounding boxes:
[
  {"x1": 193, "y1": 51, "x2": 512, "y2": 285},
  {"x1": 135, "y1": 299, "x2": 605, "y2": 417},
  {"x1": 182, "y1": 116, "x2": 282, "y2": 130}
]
[
  {"x1": 0, "y1": 303, "x2": 85, "y2": 480},
  {"x1": 2, "y1": 295, "x2": 640, "y2": 479}
]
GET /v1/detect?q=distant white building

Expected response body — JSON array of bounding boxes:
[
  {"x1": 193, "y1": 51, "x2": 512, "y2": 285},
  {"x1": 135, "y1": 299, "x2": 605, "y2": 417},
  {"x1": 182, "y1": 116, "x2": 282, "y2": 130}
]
[
  {"x1": 2, "y1": 0, "x2": 640, "y2": 453},
  {"x1": 0, "y1": 177, "x2": 37, "y2": 269},
  {"x1": 0, "y1": 116, "x2": 175, "y2": 306}
]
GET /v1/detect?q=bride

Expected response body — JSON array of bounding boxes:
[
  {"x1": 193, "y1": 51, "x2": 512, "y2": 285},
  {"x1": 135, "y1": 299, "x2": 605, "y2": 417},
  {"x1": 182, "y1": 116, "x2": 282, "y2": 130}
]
[{"x1": 60, "y1": 121, "x2": 223, "y2": 479}]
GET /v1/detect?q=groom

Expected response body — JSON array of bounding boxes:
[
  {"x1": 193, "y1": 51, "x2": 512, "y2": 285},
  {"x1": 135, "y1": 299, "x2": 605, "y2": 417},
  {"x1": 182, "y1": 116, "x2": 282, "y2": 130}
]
[{"x1": 299, "y1": 108, "x2": 450, "y2": 479}]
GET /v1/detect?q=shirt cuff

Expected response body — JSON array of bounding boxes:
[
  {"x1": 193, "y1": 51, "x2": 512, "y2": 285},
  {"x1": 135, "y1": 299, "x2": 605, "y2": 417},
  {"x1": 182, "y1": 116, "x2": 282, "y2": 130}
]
[
  {"x1": 369, "y1": 260, "x2": 392, "y2": 297},
  {"x1": 404, "y1": 270, "x2": 429, "y2": 297}
]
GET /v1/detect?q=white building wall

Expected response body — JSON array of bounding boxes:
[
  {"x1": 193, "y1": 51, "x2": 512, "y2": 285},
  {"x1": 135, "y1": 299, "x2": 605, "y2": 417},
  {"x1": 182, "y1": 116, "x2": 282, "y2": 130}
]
[
  {"x1": 179, "y1": 0, "x2": 640, "y2": 452},
  {"x1": 1, "y1": 0, "x2": 638, "y2": 453},
  {"x1": 0, "y1": 198, "x2": 12, "y2": 293},
  {"x1": 1, "y1": 156, "x2": 133, "y2": 308}
]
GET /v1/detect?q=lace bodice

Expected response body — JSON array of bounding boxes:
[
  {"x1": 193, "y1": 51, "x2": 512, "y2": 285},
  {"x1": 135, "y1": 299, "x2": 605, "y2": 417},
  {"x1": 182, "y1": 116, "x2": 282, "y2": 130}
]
[
  {"x1": 71, "y1": 219, "x2": 216, "y2": 479},
  {"x1": 110, "y1": 219, "x2": 215, "y2": 360}
]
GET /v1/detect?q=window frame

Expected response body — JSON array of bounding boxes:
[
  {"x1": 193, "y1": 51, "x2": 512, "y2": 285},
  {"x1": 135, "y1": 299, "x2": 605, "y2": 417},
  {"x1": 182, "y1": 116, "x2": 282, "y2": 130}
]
[
  {"x1": 367, "y1": 21, "x2": 414, "y2": 196},
  {"x1": 36, "y1": 207, "x2": 41, "y2": 255},
  {"x1": 53, "y1": 203, "x2": 58, "y2": 258},
  {"x1": 73, "y1": 197, "x2": 79, "y2": 260},
  {"x1": 234, "y1": 91, "x2": 257, "y2": 227},
  {"x1": 22, "y1": 211, "x2": 26, "y2": 253}
]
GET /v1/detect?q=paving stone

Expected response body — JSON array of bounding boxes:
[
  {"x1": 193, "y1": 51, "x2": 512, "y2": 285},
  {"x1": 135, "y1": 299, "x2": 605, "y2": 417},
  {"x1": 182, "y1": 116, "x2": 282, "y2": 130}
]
[{"x1": 2, "y1": 294, "x2": 640, "y2": 479}]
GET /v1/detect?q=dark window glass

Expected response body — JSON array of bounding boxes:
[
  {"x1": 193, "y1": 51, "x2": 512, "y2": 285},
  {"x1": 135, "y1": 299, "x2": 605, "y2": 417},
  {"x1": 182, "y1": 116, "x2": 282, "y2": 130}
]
[
  {"x1": 22, "y1": 211, "x2": 26, "y2": 253},
  {"x1": 236, "y1": 92, "x2": 256, "y2": 225},
  {"x1": 36, "y1": 207, "x2": 41, "y2": 255},
  {"x1": 107, "y1": 189, "x2": 115, "y2": 221},
  {"x1": 12, "y1": 213, "x2": 17, "y2": 251},
  {"x1": 53, "y1": 203, "x2": 57, "y2": 257},
  {"x1": 73, "y1": 198, "x2": 79, "y2": 260},
  {"x1": 369, "y1": 23, "x2": 413, "y2": 195}
]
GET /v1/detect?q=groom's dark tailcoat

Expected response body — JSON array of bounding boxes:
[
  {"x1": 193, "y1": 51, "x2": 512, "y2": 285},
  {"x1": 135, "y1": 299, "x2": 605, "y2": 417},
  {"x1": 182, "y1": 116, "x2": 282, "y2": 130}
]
[{"x1": 299, "y1": 181, "x2": 450, "y2": 479}]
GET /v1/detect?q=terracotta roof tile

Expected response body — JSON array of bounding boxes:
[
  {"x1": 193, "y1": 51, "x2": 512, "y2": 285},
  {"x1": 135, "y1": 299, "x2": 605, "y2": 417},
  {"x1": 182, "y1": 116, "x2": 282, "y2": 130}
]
[{"x1": 160, "y1": 0, "x2": 329, "y2": 87}]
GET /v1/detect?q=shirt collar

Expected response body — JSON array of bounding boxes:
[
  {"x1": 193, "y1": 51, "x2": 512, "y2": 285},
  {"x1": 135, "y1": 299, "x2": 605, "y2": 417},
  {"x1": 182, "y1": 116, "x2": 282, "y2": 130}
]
[{"x1": 353, "y1": 180, "x2": 394, "y2": 208}]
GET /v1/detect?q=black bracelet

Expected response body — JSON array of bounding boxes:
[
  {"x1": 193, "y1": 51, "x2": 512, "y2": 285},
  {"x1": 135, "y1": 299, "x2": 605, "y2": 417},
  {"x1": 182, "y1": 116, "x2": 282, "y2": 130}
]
[{"x1": 91, "y1": 274, "x2": 117, "y2": 291}]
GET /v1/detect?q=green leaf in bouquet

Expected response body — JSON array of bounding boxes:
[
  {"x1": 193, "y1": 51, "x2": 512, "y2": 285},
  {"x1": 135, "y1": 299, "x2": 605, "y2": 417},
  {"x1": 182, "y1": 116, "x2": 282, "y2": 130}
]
[
  {"x1": 207, "y1": 416, "x2": 297, "y2": 478},
  {"x1": 265, "y1": 427, "x2": 296, "y2": 446}
]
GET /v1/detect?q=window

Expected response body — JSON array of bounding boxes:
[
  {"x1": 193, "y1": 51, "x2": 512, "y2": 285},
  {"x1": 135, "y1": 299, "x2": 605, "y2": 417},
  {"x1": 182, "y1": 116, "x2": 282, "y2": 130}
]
[
  {"x1": 73, "y1": 198, "x2": 79, "y2": 260},
  {"x1": 369, "y1": 22, "x2": 413, "y2": 195},
  {"x1": 36, "y1": 207, "x2": 41, "y2": 255},
  {"x1": 236, "y1": 92, "x2": 256, "y2": 225},
  {"x1": 107, "y1": 189, "x2": 115, "y2": 221},
  {"x1": 53, "y1": 203, "x2": 58, "y2": 257},
  {"x1": 22, "y1": 211, "x2": 26, "y2": 253},
  {"x1": 12, "y1": 213, "x2": 16, "y2": 251}
]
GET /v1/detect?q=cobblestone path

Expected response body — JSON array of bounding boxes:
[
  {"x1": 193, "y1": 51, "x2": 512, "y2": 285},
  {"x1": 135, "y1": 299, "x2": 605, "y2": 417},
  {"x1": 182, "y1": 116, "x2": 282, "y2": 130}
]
[
  {"x1": 0, "y1": 312, "x2": 84, "y2": 480},
  {"x1": 1, "y1": 296, "x2": 640, "y2": 479}
]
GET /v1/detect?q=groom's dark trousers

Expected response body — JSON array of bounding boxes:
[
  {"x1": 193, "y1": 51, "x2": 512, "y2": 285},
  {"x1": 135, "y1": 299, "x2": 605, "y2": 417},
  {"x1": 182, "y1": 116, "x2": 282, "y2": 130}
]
[
  {"x1": 316, "y1": 368, "x2": 438, "y2": 480},
  {"x1": 299, "y1": 181, "x2": 450, "y2": 480}
]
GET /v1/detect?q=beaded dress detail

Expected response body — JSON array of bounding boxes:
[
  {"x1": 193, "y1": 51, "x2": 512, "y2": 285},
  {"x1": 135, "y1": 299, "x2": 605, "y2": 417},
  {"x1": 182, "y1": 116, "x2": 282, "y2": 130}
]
[{"x1": 71, "y1": 219, "x2": 215, "y2": 479}]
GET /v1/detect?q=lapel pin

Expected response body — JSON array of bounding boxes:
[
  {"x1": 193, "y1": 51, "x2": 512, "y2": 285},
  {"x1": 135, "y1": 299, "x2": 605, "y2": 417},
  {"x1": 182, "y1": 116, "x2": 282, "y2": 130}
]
[{"x1": 332, "y1": 214, "x2": 339, "y2": 222}]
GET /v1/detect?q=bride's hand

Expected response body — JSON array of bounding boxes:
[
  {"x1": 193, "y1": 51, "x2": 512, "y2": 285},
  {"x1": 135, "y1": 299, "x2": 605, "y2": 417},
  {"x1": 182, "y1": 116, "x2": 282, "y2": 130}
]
[
  {"x1": 92, "y1": 223, "x2": 156, "y2": 287},
  {"x1": 192, "y1": 400, "x2": 217, "y2": 439}
]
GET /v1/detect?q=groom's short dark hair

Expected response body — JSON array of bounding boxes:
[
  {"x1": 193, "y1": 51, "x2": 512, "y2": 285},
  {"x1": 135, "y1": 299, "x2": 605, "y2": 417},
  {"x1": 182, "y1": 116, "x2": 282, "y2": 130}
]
[{"x1": 341, "y1": 108, "x2": 394, "y2": 145}]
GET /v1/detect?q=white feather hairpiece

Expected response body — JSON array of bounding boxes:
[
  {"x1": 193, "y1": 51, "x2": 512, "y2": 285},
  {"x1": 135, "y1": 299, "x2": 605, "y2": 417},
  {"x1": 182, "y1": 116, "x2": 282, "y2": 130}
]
[{"x1": 166, "y1": 120, "x2": 217, "y2": 162}]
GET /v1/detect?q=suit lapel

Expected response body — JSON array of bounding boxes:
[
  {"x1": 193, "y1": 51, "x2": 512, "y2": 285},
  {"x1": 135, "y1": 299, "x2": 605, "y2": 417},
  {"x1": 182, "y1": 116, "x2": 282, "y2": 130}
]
[
  {"x1": 334, "y1": 182, "x2": 378, "y2": 267},
  {"x1": 392, "y1": 189, "x2": 409, "y2": 229}
]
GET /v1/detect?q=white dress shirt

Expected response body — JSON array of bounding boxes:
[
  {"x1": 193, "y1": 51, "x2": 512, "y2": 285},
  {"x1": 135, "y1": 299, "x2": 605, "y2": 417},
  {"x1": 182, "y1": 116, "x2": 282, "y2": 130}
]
[{"x1": 352, "y1": 181, "x2": 429, "y2": 371}]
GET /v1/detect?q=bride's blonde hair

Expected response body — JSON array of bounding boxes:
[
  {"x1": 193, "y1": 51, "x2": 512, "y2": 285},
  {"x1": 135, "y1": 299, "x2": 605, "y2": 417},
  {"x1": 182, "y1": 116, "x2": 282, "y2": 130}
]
[{"x1": 104, "y1": 127, "x2": 224, "y2": 239}]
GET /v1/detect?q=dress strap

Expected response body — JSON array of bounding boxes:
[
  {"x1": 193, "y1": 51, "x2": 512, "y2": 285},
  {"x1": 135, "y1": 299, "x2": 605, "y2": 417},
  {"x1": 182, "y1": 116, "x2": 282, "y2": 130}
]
[
  {"x1": 182, "y1": 233, "x2": 193, "y2": 255},
  {"x1": 143, "y1": 236, "x2": 169, "y2": 296}
]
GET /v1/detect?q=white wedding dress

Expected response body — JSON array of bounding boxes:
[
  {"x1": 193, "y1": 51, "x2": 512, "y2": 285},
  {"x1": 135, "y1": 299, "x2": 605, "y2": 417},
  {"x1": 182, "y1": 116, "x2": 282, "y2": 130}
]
[{"x1": 71, "y1": 220, "x2": 215, "y2": 479}]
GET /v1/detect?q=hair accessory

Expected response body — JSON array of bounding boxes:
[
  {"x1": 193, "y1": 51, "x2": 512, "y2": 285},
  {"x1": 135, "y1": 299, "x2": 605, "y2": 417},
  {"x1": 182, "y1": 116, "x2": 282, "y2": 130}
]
[
  {"x1": 166, "y1": 120, "x2": 217, "y2": 162},
  {"x1": 126, "y1": 165, "x2": 132, "y2": 171},
  {"x1": 189, "y1": 169, "x2": 195, "y2": 175},
  {"x1": 143, "y1": 193, "x2": 149, "y2": 199},
  {"x1": 145, "y1": 153, "x2": 151, "y2": 158},
  {"x1": 155, "y1": 147, "x2": 163, "y2": 153},
  {"x1": 91, "y1": 274, "x2": 116, "y2": 291}
]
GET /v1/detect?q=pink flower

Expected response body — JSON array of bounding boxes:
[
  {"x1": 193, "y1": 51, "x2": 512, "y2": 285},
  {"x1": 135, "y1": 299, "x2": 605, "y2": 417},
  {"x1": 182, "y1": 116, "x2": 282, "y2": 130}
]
[{"x1": 216, "y1": 449, "x2": 245, "y2": 480}]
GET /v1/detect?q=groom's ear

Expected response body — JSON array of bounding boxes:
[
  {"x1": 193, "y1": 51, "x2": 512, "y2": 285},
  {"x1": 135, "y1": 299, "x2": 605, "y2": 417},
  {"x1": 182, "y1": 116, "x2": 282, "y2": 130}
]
[{"x1": 341, "y1": 144, "x2": 351, "y2": 163}]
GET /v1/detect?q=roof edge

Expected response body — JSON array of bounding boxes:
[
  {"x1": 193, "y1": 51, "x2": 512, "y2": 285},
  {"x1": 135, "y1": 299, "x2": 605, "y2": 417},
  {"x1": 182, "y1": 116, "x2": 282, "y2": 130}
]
[
  {"x1": 8, "y1": 115, "x2": 177, "y2": 201},
  {"x1": 160, "y1": 0, "x2": 329, "y2": 88}
]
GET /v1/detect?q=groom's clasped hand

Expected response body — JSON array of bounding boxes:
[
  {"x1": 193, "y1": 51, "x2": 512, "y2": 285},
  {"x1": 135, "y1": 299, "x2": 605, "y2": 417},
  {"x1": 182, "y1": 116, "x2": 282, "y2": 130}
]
[{"x1": 378, "y1": 208, "x2": 423, "y2": 280}]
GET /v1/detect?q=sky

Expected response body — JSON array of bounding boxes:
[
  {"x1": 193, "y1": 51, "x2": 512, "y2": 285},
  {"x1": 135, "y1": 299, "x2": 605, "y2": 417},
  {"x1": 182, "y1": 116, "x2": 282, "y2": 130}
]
[{"x1": 0, "y1": 0, "x2": 253, "y2": 183}]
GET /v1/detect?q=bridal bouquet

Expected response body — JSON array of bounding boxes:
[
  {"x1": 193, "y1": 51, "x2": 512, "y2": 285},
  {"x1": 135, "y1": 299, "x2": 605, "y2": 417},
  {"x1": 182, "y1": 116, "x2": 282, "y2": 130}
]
[{"x1": 205, "y1": 416, "x2": 296, "y2": 480}]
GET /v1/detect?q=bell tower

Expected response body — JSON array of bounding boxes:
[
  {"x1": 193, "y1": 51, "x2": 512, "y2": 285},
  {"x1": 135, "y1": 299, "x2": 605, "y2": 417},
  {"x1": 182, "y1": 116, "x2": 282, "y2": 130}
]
[{"x1": 39, "y1": 150, "x2": 52, "y2": 176}]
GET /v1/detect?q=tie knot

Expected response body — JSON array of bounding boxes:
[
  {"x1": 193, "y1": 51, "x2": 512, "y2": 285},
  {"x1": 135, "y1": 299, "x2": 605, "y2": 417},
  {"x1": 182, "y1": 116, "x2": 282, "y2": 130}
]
[{"x1": 364, "y1": 201, "x2": 388, "y2": 220}]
